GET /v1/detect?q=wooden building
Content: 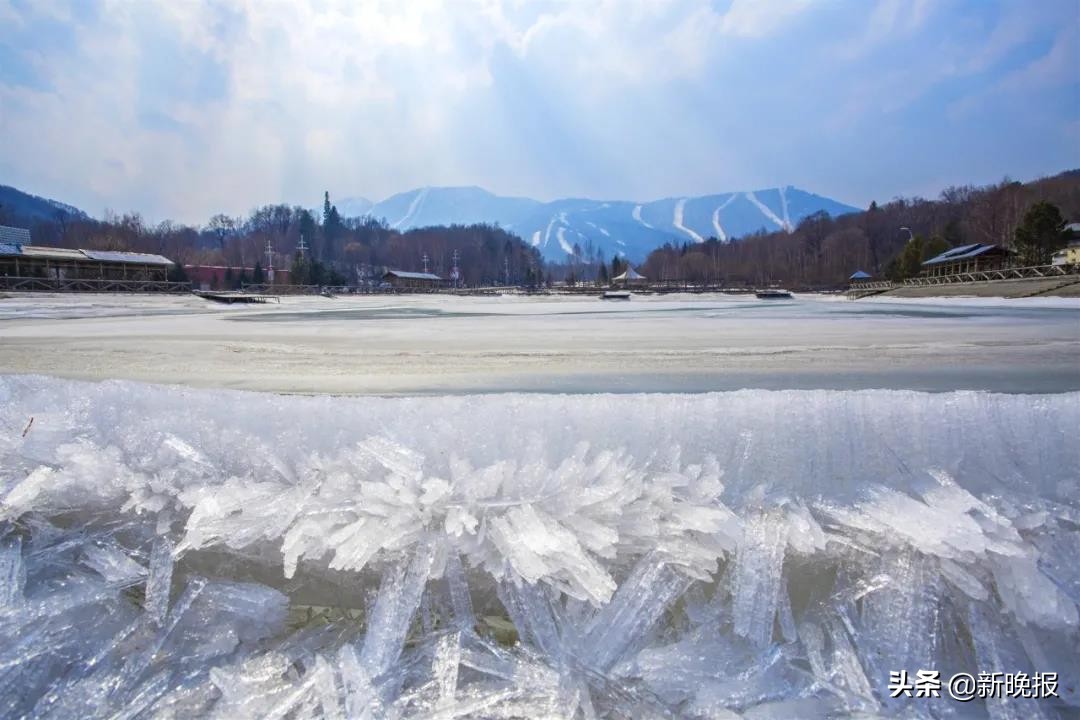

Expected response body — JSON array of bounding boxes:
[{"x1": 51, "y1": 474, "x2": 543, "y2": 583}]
[
  {"x1": 0, "y1": 227, "x2": 175, "y2": 281},
  {"x1": 920, "y1": 243, "x2": 1014, "y2": 277},
  {"x1": 382, "y1": 270, "x2": 443, "y2": 289}
]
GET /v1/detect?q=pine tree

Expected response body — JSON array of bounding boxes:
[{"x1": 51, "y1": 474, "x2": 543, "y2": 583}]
[
  {"x1": 1014, "y1": 201, "x2": 1066, "y2": 265},
  {"x1": 291, "y1": 252, "x2": 309, "y2": 286}
]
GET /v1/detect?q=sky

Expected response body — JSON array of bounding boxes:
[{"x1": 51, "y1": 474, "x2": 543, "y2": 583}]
[{"x1": 0, "y1": 0, "x2": 1077, "y2": 224}]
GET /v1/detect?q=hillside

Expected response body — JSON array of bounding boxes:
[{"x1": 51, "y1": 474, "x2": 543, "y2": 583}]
[
  {"x1": 0, "y1": 184, "x2": 87, "y2": 227},
  {"x1": 639, "y1": 170, "x2": 1080, "y2": 288},
  {"x1": 363, "y1": 186, "x2": 859, "y2": 261}
]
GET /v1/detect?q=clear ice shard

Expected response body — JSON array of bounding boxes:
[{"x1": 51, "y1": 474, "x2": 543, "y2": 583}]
[
  {"x1": 580, "y1": 552, "x2": 691, "y2": 672},
  {"x1": 144, "y1": 536, "x2": 173, "y2": 626},
  {"x1": 444, "y1": 551, "x2": 475, "y2": 633},
  {"x1": 0, "y1": 535, "x2": 25, "y2": 608},
  {"x1": 360, "y1": 537, "x2": 437, "y2": 678},
  {"x1": 0, "y1": 377, "x2": 1077, "y2": 717},
  {"x1": 732, "y1": 510, "x2": 787, "y2": 647},
  {"x1": 859, "y1": 548, "x2": 940, "y2": 685}
]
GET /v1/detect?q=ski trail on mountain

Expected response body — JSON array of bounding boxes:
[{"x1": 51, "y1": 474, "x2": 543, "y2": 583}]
[
  {"x1": 710, "y1": 208, "x2": 726, "y2": 242},
  {"x1": 745, "y1": 191, "x2": 790, "y2": 232},
  {"x1": 710, "y1": 193, "x2": 739, "y2": 242},
  {"x1": 779, "y1": 186, "x2": 793, "y2": 232},
  {"x1": 673, "y1": 198, "x2": 705, "y2": 243},
  {"x1": 585, "y1": 221, "x2": 611, "y2": 237},
  {"x1": 530, "y1": 231, "x2": 541, "y2": 247},
  {"x1": 393, "y1": 187, "x2": 429, "y2": 229},
  {"x1": 556, "y1": 227, "x2": 574, "y2": 255},
  {"x1": 632, "y1": 204, "x2": 654, "y2": 229},
  {"x1": 543, "y1": 215, "x2": 559, "y2": 248}
]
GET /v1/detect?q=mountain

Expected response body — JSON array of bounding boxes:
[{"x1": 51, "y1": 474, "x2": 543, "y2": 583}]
[
  {"x1": 360, "y1": 186, "x2": 860, "y2": 260},
  {"x1": 335, "y1": 196, "x2": 374, "y2": 218},
  {"x1": 0, "y1": 184, "x2": 88, "y2": 226}
]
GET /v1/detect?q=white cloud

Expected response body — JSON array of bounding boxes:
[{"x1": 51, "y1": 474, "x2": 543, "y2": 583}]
[
  {"x1": 0, "y1": 0, "x2": 1075, "y2": 222},
  {"x1": 718, "y1": 0, "x2": 814, "y2": 38}
]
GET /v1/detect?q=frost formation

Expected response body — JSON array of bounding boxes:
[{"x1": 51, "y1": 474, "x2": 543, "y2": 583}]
[{"x1": 0, "y1": 376, "x2": 1078, "y2": 718}]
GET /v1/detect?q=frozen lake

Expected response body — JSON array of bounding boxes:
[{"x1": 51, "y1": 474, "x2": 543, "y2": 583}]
[
  {"x1": 1, "y1": 293, "x2": 1078, "y2": 717},
  {"x1": 0, "y1": 292, "x2": 1077, "y2": 393}
]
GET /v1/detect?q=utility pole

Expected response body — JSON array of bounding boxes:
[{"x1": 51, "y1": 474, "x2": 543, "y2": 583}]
[
  {"x1": 297, "y1": 234, "x2": 308, "y2": 259},
  {"x1": 450, "y1": 249, "x2": 460, "y2": 288},
  {"x1": 422, "y1": 252, "x2": 430, "y2": 274},
  {"x1": 504, "y1": 256, "x2": 510, "y2": 286},
  {"x1": 265, "y1": 239, "x2": 274, "y2": 285}
]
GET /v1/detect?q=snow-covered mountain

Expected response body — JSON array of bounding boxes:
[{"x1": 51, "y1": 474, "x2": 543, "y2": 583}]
[{"x1": 358, "y1": 185, "x2": 859, "y2": 260}]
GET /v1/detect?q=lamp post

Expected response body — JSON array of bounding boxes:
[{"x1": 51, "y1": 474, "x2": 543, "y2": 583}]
[{"x1": 900, "y1": 226, "x2": 914, "y2": 242}]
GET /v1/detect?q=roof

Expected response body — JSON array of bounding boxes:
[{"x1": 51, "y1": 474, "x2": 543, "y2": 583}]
[
  {"x1": 613, "y1": 267, "x2": 646, "y2": 281},
  {"x1": 922, "y1": 243, "x2": 1012, "y2": 266},
  {"x1": 383, "y1": 270, "x2": 442, "y2": 281},
  {"x1": 849, "y1": 270, "x2": 871, "y2": 280},
  {"x1": 82, "y1": 249, "x2": 174, "y2": 266},
  {"x1": 0, "y1": 242, "x2": 175, "y2": 265},
  {"x1": 20, "y1": 245, "x2": 86, "y2": 261},
  {"x1": 0, "y1": 225, "x2": 31, "y2": 245},
  {"x1": 1065, "y1": 222, "x2": 1080, "y2": 233}
]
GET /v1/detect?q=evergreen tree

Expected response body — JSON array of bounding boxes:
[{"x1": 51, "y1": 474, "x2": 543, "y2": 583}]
[
  {"x1": 291, "y1": 252, "x2": 309, "y2": 286},
  {"x1": 611, "y1": 256, "x2": 626, "y2": 279},
  {"x1": 1014, "y1": 201, "x2": 1066, "y2": 265},
  {"x1": 922, "y1": 235, "x2": 950, "y2": 263},
  {"x1": 252, "y1": 261, "x2": 264, "y2": 284},
  {"x1": 322, "y1": 192, "x2": 342, "y2": 262}
]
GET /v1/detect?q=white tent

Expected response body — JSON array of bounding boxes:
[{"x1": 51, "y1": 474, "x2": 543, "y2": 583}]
[{"x1": 612, "y1": 267, "x2": 646, "y2": 284}]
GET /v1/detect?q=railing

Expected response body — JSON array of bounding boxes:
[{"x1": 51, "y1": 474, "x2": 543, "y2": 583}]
[
  {"x1": 240, "y1": 283, "x2": 508, "y2": 296},
  {"x1": 0, "y1": 276, "x2": 192, "y2": 293},
  {"x1": 844, "y1": 280, "x2": 895, "y2": 299},
  {"x1": 904, "y1": 264, "x2": 1074, "y2": 286}
]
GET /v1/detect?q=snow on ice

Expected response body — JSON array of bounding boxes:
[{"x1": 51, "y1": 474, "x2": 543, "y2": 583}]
[{"x1": 0, "y1": 376, "x2": 1078, "y2": 718}]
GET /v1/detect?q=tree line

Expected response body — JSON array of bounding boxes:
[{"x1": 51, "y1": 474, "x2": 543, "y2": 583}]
[
  {"x1": 5, "y1": 171, "x2": 1076, "y2": 289},
  {"x1": 636, "y1": 170, "x2": 1079, "y2": 289},
  {"x1": 11, "y1": 191, "x2": 545, "y2": 288}
]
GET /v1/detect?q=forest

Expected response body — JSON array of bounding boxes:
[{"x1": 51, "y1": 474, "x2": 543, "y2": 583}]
[
  {"x1": 2, "y1": 192, "x2": 545, "y2": 288},
  {"x1": 634, "y1": 170, "x2": 1080, "y2": 289},
  {"x1": 3, "y1": 170, "x2": 1077, "y2": 290}
]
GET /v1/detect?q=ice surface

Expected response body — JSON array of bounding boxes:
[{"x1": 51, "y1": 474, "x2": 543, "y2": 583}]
[
  {"x1": 0, "y1": 376, "x2": 1077, "y2": 717},
  {"x1": 1, "y1": 292, "x2": 1077, "y2": 395}
]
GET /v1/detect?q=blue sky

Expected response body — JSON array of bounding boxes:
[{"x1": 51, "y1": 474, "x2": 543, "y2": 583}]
[{"x1": 0, "y1": 0, "x2": 1077, "y2": 223}]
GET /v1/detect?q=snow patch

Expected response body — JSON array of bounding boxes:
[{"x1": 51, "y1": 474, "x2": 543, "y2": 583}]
[
  {"x1": 746, "y1": 191, "x2": 791, "y2": 233},
  {"x1": 392, "y1": 187, "x2": 429, "y2": 229},
  {"x1": 632, "y1": 204, "x2": 654, "y2": 229},
  {"x1": 673, "y1": 198, "x2": 705, "y2": 243},
  {"x1": 779, "y1": 185, "x2": 793, "y2": 232}
]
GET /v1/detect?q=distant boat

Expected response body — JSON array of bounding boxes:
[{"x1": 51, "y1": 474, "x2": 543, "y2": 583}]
[
  {"x1": 755, "y1": 289, "x2": 793, "y2": 299},
  {"x1": 601, "y1": 290, "x2": 632, "y2": 300}
]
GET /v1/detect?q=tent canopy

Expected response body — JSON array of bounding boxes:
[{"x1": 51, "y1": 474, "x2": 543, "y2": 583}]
[
  {"x1": 848, "y1": 270, "x2": 871, "y2": 280},
  {"x1": 613, "y1": 267, "x2": 646, "y2": 281}
]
